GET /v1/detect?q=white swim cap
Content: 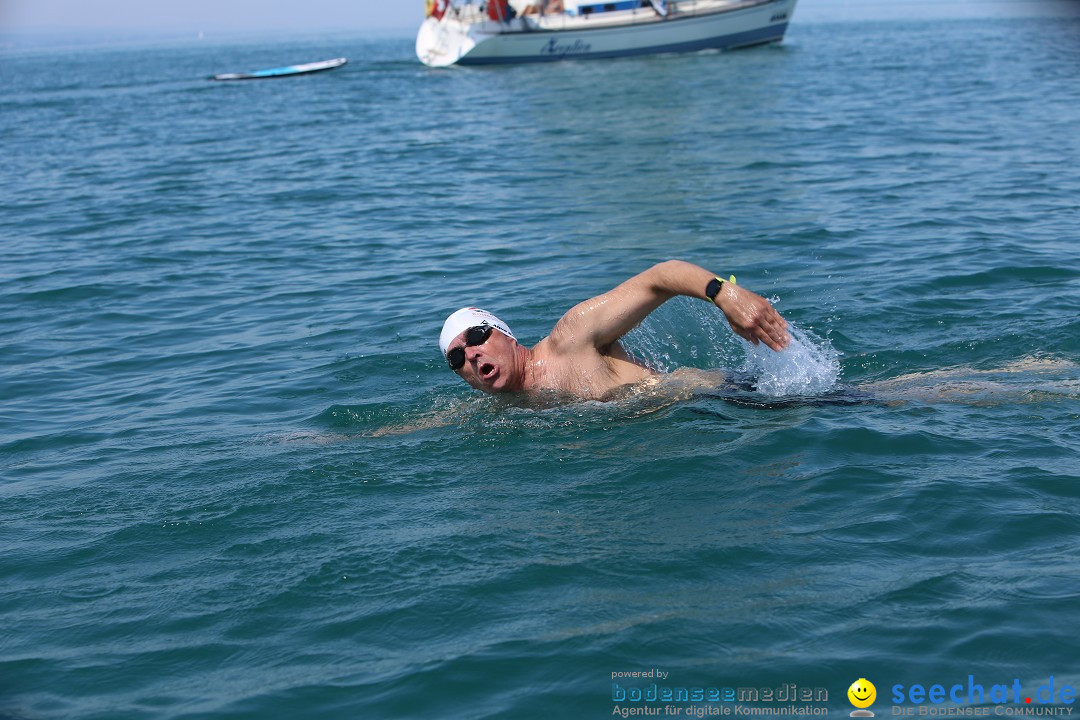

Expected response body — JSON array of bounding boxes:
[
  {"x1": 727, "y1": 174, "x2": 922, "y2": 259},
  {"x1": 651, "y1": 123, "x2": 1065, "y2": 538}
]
[{"x1": 439, "y1": 307, "x2": 515, "y2": 355}]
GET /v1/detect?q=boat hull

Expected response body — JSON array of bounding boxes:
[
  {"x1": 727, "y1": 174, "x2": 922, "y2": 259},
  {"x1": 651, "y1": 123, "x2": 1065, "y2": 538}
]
[{"x1": 417, "y1": 0, "x2": 797, "y2": 67}]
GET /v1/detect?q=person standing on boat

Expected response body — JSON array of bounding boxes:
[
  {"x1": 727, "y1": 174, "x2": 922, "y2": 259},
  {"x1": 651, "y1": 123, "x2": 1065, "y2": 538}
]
[
  {"x1": 426, "y1": 0, "x2": 450, "y2": 19},
  {"x1": 439, "y1": 260, "x2": 789, "y2": 400},
  {"x1": 488, "y1": 0, "x2": 515, "y2": 20}
]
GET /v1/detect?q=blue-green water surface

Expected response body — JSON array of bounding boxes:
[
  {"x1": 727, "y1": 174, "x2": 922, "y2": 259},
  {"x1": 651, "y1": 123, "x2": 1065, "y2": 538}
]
[{"x1": 2, "y1": 12, "x2": 1080, "y2": 720}]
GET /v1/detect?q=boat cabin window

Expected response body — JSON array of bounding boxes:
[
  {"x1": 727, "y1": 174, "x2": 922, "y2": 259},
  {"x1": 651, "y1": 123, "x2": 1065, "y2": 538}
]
[{"x1": 573, "y1": 0, "x2": 647, "y2": 15}]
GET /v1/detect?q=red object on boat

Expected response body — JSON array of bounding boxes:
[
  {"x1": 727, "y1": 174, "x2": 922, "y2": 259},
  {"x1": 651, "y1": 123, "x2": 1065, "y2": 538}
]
[{"x1": 487, "y1": 0, "x2": 510, "y2": 20}]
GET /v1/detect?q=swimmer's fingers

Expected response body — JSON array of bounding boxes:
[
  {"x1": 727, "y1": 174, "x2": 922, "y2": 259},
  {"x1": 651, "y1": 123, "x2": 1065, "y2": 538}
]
[
  {"x1": 730, "y1": 314, "x2": 789, "y2": 351},
  {"x1": 719, "y1": 286, "x2": 790, "y2": 352},
  {"x1": 760, "y1": 309, "x2": 790, "y2": 351}
]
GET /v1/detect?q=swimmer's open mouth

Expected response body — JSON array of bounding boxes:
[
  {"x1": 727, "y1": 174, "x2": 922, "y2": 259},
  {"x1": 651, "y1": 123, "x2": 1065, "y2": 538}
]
[{"x1": 479, "y1": 362, "x2": 496, "y2": 379}]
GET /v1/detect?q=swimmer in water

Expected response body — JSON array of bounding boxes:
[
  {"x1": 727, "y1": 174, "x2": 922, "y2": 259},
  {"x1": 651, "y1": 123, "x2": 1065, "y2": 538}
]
[{"x1": 440, "y1": 260, "x2": 790, "y2": 400}]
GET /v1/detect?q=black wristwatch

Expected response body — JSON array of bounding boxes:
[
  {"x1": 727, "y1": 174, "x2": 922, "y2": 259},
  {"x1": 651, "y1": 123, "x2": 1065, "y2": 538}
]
[{"x1": 705, "y1": 276, "x2": 725, "y2": 303}]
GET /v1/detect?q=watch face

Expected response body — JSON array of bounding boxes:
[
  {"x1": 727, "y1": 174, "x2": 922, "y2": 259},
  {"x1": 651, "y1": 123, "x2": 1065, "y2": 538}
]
[{"x1": 706, "y1": 277, "x2": 722, "y2": 300}]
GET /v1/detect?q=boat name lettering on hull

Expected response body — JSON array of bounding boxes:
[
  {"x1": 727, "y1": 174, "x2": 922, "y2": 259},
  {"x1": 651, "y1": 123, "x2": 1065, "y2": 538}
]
[{"x1": 540, "y1": 39, "x2": 593, "y2": 58}]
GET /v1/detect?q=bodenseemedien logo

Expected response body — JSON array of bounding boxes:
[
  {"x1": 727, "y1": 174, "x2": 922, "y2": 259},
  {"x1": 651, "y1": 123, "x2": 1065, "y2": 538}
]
[
  {"x1": 609, "y1": 672, "x2": 830, "y2": 716},
  {"x1": 848, "y1": 678, "x2": 877, "y2": 717}
]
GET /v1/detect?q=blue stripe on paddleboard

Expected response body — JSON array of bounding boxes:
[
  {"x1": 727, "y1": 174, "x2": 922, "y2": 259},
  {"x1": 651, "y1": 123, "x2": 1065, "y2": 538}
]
[
  {"x1": 251, "y1": 66, "x2": 305, "y2": 77},
  {"x1": 456, "y1": 22, "x2": 787, "y2": 65}
]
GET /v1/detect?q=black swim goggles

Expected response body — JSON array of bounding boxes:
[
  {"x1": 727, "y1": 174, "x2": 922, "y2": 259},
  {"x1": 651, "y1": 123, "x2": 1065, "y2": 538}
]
[{"x1": 446, "y1": 325, "x2": 494, "y2": 370}]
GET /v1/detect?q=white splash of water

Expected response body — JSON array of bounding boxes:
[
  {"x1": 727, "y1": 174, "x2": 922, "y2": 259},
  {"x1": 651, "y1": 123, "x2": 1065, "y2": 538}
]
[{"x1": 739, "y1": 325, "x2": 841, "y2": 397}]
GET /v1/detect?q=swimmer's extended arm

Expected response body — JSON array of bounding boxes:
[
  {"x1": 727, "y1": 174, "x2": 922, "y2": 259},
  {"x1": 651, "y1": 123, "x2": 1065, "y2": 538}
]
[{"x1": 551, "y1": 260, "x2": 790, "y2": 352}]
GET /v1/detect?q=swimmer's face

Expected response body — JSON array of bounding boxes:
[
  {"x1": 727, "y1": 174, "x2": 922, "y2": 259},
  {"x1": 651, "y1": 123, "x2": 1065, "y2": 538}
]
[
  {"x1": 447, "y1": 327, "x2": 518, "y2": 393},
  {"x1": 848, "y1": 679, "x2": 876, "y2": 709}
]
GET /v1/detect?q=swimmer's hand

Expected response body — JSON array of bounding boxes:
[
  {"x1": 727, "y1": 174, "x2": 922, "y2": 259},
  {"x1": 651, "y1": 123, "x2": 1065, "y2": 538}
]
[{"x1": 716, "y1": 283, "x2": 790, "y2": 351}]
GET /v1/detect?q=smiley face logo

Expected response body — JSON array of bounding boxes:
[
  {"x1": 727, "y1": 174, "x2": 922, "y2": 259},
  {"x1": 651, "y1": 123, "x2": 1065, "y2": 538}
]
[{"x1": 848, "y1": 678, "x2": 876, "y2": 711}]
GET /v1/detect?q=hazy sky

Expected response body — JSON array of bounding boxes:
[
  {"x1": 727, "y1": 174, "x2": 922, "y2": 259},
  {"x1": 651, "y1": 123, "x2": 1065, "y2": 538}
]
[
  {"x1": 3, "y1": 0, "x2": 420, "y2": 34},
  {"x1": 3, "y1": 0, "x2": 1076, "y2": 36}
]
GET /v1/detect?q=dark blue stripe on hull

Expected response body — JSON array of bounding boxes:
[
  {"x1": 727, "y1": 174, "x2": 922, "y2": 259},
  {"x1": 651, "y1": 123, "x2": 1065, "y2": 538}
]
[{"x1": 457, "y1": 22, "x2": 788, "y2": 65}]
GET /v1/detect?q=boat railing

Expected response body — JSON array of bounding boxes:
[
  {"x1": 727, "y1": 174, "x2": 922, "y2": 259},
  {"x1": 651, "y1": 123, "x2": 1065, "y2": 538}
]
[
  {"x1": 440, "y1": 0, "x2": 669, "y2": 22},
  {"x1": 444, "y1": 1, "x2": 487, "y2": 23},
  {"x1": 433, "y1": 0, "x2": 763, "y2": 26}
]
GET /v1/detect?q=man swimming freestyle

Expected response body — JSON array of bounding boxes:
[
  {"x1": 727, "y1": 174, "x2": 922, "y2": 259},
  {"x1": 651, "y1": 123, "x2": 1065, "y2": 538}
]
[{"x1": 439, "y1": 260, "x2": 790, "y2": 400}]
